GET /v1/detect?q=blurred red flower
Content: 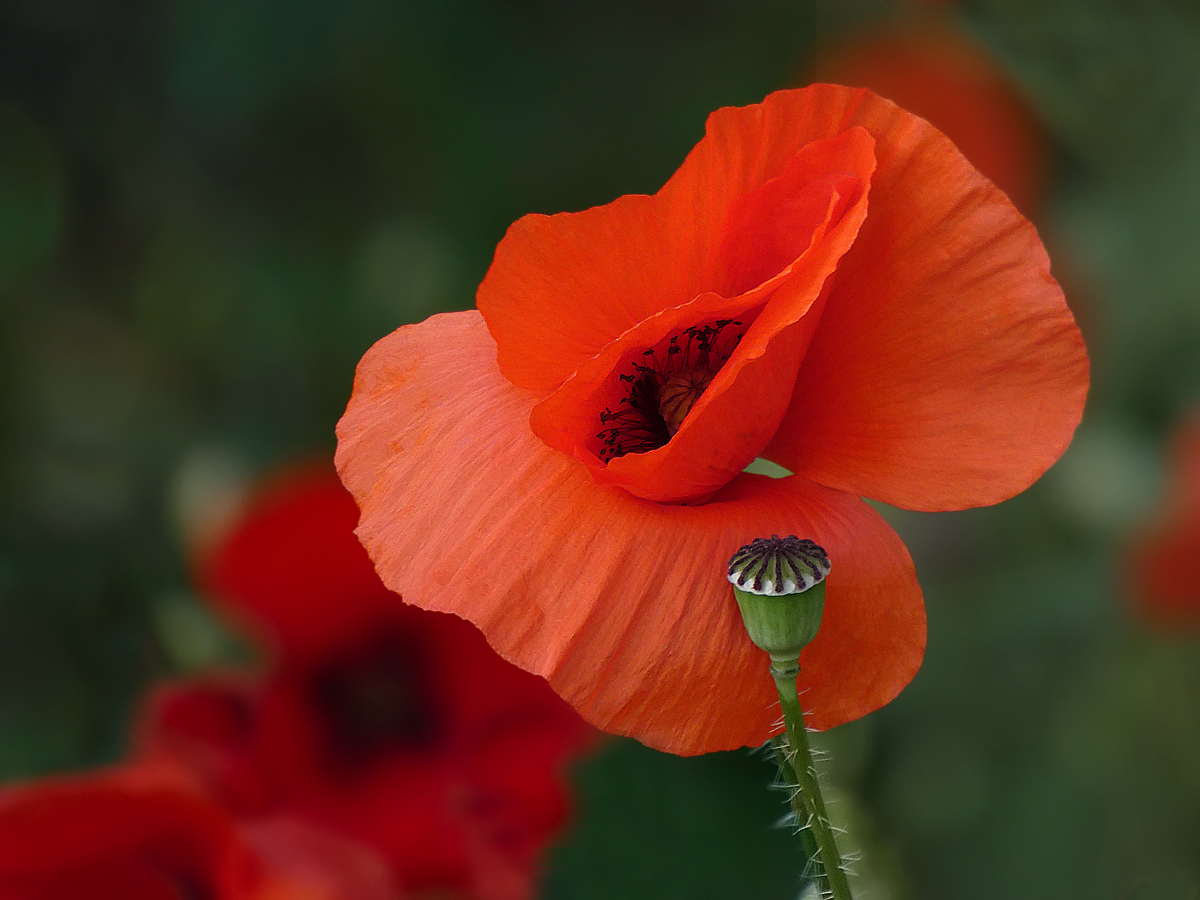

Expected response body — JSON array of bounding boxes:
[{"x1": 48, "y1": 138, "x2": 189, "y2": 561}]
[
  {"x1": 0, "y1": 763, "x2": 398, "y2": 900},
  {"x1": 1128, "y1": 415, "x2": 1200, "y2": 626},
  {"x1": 139, "y1": 469, "x2": 593, "y2": 900},
  {"x1": 815, "y1": 22, "x2": 1047, "y2": 218},
  {"x1": 336, "y1": 85, "x2": 1089, "y2": 755}
]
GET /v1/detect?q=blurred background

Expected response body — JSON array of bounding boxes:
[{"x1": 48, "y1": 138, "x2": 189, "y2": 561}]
[{"x1": 2, "y1": 0, "x2": 1199, "y2": 897}]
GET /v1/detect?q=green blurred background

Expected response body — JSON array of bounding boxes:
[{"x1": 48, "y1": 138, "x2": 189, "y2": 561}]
[{"x1": 2, "y1": 0, "x2": 1199, "y2": 897}]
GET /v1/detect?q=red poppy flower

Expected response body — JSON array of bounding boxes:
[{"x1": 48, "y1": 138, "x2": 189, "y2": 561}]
[
  {"x1": 335, "y1": 85, "x2": 1089, "y2": 755},
  {"x1": 814, "y1": 22, "x2": 1047, "y2": 219},
  {"x1": 1128, "y1": 414, "x2": 1200, "y2": 626},
  {"x1": 0, "y1": 763, "x2": 398, "y2": 900},
  {"x1": 141, "y1": 468, "x2": 593, "y2": 900}
]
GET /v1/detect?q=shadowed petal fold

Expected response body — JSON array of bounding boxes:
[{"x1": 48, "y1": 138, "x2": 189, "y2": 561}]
[{"x1": 336, "y1": 312, "x2": 925, "y2": 755}]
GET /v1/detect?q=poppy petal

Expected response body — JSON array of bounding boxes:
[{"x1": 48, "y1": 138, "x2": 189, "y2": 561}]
[
  {"x1": 479, "y1": 193, "x2": 695, "y2": 394},
  {"x1": 202, "y1": 470, "x2": 402, "y2": 660},
  {"x1": 759, "y1": 87, "x2": 1088, "y2": 510},
  {"x1": 528, "y1": 128, "x2": 875, "y2": 503},
  {"x1": 336, "y1": 311, "x2": 924, "y2": 754},
  {"x1": 478, "y1": 89, "x2": 879, "y2": 395},
  {"x1": 0, "y1": 765, "x2": 248, "y2": 896}
]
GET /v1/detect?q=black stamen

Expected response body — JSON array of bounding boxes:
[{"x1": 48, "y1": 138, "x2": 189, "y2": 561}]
[{"x1": 597, "y1": 318, "x2": 747, "y2": 462}]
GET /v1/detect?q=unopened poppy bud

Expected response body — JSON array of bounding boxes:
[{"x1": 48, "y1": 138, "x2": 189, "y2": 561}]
[{"x1": 727, "y1": 535, "x2": 830, "y2": 664}]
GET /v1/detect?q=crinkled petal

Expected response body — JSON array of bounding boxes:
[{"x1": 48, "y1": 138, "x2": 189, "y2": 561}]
[
  {"x1": 758, "y1": 87, "x2": 1088, "y2": 510},
  {"x1": 336, "y1": 312, "x2": 925, "y2": 754},
  {"x1": 478, "y1": 87, "x2": 880, "y2": 394},
  {"x1": 529, "y1": 128, "x2": 875, "y2": 503}
]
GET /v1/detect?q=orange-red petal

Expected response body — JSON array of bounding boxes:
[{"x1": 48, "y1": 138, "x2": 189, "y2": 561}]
[
  {"x1": 528, "y1": 128, "x2": 875, "y2": 502},
  {"x1": 477, "y1": 87, "x2": 881, "y2": 395},
  {"x1": 756, "y1": 88, "x2": 1087, "y2": 510},
  {"x1": 336, "y1": 311, "x2": 924, "y2": 755},
  {"x1": 481, "y1": 85, "x2": 1084, "y2": 512}
]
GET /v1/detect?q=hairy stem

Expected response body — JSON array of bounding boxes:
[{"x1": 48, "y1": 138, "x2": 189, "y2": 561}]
[
  {"x1": 769, "y1": 735, "x2": 823, "y2": 886},
  {"x1": 771, "y1": 659, "x2": 853, "y2": 900}
]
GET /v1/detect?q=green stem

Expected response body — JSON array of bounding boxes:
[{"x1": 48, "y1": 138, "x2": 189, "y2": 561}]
[
  {"x1": 771, "y1": 658, "x2": 854, "y2": 900},
  {"x1": 769, "y1": 735, "x2": 823, "y2": 885}
]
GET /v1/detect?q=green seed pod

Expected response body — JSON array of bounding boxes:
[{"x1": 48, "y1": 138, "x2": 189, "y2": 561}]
[{"x1": 727, "y1": 535, "x2": 831, "y2": 665}]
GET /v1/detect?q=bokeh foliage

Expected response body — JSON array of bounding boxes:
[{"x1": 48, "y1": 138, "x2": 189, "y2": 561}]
[{"x1": 2, "y1": 0, "x2": 1199, "y2": 897}]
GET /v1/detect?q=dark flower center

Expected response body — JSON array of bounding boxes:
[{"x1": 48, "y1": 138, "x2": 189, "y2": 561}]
[
  {"x1": 170, "y1": 873, "x2": 213, "y2": 900},
  {"x1": 597, "y1": 319, "x2": 744, "y2": 461},
  {"x1": 132, "y1": 853, "x2": 214, "y2": 900},
  {"x1": 310, "y1": 630, "x2": 442, "y2": 768}
]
